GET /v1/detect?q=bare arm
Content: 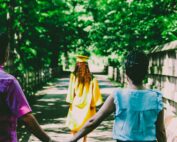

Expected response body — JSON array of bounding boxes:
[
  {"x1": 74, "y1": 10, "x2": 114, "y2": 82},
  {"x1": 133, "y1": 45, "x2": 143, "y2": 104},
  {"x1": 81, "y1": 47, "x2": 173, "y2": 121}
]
[
  {"x1": 69, "y1": 94, "x2": 115, "y2": 142},
  {"x1": 156, "y1": 109, "x2": 167, "y2": 142},
  {"x1": 21, "y1": 113, "x2": 52, "y2": 142}
]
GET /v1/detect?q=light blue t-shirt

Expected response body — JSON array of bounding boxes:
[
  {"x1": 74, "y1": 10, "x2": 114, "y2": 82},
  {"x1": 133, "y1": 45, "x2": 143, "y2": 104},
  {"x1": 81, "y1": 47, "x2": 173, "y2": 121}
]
[{"x1": 113, "y1": 88, "x2": 163, "y2": 141}]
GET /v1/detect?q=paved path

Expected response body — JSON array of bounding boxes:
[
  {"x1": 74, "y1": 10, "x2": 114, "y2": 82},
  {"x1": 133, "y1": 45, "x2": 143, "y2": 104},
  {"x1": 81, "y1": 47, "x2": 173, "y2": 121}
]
[{"x1": 18, "y1": 74, "x2": 118, "y2": 142}]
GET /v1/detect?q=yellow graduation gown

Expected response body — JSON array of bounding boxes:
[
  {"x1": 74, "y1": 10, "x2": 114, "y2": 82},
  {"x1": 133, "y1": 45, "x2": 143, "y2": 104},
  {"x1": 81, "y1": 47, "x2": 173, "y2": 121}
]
[{"x1": 66, "y1": 73, "x2": 103, "y2": 131}]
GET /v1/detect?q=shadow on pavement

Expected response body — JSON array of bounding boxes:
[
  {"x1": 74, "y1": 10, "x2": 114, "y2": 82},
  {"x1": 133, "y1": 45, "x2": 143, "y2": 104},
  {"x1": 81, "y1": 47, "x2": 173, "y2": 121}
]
[{"x1": 17, "y1": 73, "x2": 117, "y2": 142}]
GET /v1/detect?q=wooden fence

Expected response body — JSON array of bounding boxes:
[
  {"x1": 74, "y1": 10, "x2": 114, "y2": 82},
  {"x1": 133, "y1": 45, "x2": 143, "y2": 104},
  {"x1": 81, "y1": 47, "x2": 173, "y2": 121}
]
[
  {"x1": 18, "y1": 68, "x2": 52, "y2": 97},
  {"x1": 148, "y1": 40, "x2": 177, "y2": 104},
  {"x1": 148, "y1": 40, "x2": 177, "y2": 141},
  {"x1": 107, "y1": 66, "x2": 125, "y2": 84},
  {"x1": 107, "y1": 40, "x2": 177, "y2": 141},
  {"x1": 107, "y1": 40, "x2": 177, "y2": 106},
  {"x1": 5, "y1": 67, "x2": 63, "y2": 98}
]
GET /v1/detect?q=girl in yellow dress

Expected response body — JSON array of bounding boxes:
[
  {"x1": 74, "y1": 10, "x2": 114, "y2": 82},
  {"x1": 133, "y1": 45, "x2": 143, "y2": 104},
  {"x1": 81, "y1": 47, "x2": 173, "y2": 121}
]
[{"x1": 66, "y1": 55, "x2": 103, "y2": 142}]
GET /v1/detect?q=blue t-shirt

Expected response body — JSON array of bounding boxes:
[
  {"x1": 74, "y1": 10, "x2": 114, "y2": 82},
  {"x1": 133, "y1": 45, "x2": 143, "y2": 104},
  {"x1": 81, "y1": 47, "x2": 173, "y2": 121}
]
[{"x1": 113, "y1": 88, "x2": 163, "y2": 141}]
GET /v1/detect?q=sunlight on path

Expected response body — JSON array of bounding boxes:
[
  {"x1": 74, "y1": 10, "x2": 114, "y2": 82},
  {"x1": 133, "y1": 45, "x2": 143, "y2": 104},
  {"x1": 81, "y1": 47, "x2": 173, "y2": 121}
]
[{"x1": 26, "y1": 74, "x2": 118, "y2": 142}]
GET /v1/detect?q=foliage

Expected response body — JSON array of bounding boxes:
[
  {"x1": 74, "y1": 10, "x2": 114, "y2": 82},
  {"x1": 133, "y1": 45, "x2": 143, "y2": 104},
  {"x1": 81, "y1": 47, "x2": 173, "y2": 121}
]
[{"x1": 0, "y1": 0, "x2": 176, "y2": 72}]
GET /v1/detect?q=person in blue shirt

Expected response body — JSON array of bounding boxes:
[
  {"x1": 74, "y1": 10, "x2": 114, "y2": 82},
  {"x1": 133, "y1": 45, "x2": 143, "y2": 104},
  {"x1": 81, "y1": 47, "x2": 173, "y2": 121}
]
[{"x1": 67, "y1": 51, "x2": 167, "y2": 142}]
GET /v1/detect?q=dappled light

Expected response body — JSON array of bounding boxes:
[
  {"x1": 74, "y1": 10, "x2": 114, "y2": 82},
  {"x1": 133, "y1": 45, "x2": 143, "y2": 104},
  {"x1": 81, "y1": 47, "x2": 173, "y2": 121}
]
[
  {"x1": 17, "y1": 74, "x2": 117, "y2": 142},
  {"x1": 0, "y1": 0, "x2": 177, "y2": 141}
]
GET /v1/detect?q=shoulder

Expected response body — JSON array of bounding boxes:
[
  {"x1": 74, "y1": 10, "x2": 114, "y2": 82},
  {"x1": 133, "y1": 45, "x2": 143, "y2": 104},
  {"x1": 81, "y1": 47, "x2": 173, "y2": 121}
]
[
  {"x1": 113, "y1": 88, "x2": 128, "y2": 96},
  {"x1": 0, "y1": 71, "x2": 16, "y2": 84},
  {"x1": 147, "y1": 89, "x2": 164, "y2": 111},
  {"x1": 148, "y1": 89, "x2": 163, "y2": 98},
  {"x1": 0, "y1": 71, "x2": 15, "y2": 79},
  {"x1": 0, "y1": 72, "x2": 19, "y2": 93},
  {"x1": 7, "y1": 77, "x2": 21, "y2": 92},
  {"x1": 112, "y1": 88, "x2": 124, "y2": 100},
  {"x1": 149, "y1": 89, "x2": 163, "y2": 100},
  {"x1": 112, "y1": 88, "x2": 124, "y2": 108}
]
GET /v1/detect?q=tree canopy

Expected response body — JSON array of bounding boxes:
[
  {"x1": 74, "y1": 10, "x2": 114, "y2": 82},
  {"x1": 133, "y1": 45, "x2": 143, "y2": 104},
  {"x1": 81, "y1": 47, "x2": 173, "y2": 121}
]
[{"x1": 0, "y1": 0, "x2": 176, "y2": 71}]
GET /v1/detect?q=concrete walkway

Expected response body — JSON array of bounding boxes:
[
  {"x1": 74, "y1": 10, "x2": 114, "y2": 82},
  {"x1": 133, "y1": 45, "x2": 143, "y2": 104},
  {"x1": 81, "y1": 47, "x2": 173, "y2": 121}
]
[{"x1": 18, "y1": 74, "x2": 118, "y2": 142}]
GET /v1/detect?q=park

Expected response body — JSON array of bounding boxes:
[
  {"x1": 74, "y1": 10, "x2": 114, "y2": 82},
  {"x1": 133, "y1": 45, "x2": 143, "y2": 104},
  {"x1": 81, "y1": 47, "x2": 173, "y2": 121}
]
[{"x1": 0, "y1": 0, "x2": 177, "y2": 142}]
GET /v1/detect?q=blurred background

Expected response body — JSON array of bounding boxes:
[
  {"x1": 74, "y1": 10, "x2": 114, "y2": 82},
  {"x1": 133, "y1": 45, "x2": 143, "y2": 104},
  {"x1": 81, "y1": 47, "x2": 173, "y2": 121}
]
[{"x1": 0, "y1": 0, "x2": 177, "y2": 141}]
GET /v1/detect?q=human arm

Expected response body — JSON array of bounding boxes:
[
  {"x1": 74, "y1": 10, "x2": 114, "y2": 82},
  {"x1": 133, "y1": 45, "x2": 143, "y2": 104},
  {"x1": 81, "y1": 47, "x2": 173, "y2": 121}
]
[
  {"x1": 156, "y1": 109, "x2": 167, "y2": 142},
  {"x1": 6, "y1": 79, "x2": 54, "y2": 142},
  {"x1": 21, "y1": 113, "x2": 52, "y2": 142},
  {"x1": 68, "y1": 94, "x2": 115, "y2": 142}
]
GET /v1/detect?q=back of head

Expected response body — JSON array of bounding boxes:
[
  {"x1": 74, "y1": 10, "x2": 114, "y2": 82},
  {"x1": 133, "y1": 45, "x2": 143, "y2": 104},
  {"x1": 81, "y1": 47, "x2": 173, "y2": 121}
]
[
  {"x1": 74, "y1": 55, "x2": 91, "y2": 84},
  {"x1": 0, "y1": 32, "x2": 9, "y2": 65},
  {"x1": 125, "y1": 50, "x2": 149, "y2": 85}
]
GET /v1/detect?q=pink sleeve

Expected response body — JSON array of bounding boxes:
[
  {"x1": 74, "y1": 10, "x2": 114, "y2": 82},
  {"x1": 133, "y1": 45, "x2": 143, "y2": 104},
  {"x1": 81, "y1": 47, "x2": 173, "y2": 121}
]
[{"x1": 6, "y1": 79, "x2": 32, "y2": 118}]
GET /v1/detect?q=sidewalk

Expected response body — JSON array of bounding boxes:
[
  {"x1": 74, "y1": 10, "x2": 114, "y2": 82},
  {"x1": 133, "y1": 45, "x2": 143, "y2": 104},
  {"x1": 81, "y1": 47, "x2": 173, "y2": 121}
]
[{"x1": 18, "y1": 74, "x2": 118, "y2": 142}]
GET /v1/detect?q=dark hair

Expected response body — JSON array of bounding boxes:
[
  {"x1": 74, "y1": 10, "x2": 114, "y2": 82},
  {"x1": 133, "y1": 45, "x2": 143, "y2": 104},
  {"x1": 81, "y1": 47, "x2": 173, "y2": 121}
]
[
  {"x1": 0, "y1": 32, "x2": 9, "y2": 65},
  {"x1": 125, "y1": 50, "x2": 149, "y2": 85}
]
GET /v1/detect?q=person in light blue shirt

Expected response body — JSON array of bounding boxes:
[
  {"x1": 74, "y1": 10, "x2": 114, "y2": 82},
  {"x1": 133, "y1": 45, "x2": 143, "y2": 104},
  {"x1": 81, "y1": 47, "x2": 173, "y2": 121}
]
[{"x1": 67, "y1": 51, "x2": 167, "y2": 142}]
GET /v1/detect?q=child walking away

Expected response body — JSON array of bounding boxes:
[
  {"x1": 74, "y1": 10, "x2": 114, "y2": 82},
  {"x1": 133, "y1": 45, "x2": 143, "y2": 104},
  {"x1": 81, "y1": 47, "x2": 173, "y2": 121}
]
[
  {"x1": 0, "y1": 32, "x2": 55, "y2": 142},
  {"x1": 67, "y1": 51, "x2": 167, "y2": 142},
  {"x1": 66, "y1": 55, "x2": 103, "y2": 142}
]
